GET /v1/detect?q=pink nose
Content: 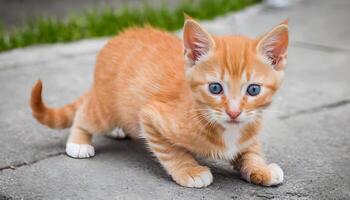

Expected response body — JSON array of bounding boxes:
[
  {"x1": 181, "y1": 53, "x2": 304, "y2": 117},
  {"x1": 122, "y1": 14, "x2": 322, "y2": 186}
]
[{"x1": 226, "y1": 110, "x2": 241, "y2": 119}]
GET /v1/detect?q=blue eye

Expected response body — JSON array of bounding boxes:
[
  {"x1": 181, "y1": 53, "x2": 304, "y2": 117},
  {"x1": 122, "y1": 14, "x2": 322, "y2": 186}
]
[
  {"x1": 246, "y1": 84, "x2": 261, "y2": 96},
  {"x1": 208, "y1": 82, "x2": 223, "y2": 95}
]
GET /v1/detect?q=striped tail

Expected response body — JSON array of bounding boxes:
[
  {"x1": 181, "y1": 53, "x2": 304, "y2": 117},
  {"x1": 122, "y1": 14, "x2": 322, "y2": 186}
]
[{"x1": 30, "y1": 80, "x2": 86, "y2": 129}]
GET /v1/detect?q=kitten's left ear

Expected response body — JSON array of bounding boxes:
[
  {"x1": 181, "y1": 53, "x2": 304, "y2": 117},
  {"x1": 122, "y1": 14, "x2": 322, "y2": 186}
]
[
  {"x1": 256, "y1": 20, "x2": 289, "y2": 71},
  {"x1": 183, "y1": 18, "x2": 215, "y2": 66}
]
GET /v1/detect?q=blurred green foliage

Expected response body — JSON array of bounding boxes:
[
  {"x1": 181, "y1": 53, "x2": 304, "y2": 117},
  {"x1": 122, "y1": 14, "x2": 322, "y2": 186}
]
[{"x1": 0, "y1": 0, "x2": 260, "y2": 52}]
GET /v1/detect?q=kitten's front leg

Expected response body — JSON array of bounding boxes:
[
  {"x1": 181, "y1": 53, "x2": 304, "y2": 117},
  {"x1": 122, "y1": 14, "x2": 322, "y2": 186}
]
[
  {"x1": 141, "y1": 108, "x2": 213, "y2": 188},
  {"x1": 233, "y1": 139, "x2": 284, "y2": 186}
]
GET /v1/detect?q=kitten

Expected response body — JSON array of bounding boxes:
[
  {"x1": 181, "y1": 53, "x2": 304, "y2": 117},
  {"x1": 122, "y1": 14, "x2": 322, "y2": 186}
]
[{"x1": 30, "y1": 17, "x2": 288, "y2": 188}]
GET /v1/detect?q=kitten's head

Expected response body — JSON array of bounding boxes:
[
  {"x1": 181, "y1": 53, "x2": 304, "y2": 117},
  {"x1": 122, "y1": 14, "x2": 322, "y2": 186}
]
[{"x1": 183, "y1": 18, "x2": 289, "y2": 128}]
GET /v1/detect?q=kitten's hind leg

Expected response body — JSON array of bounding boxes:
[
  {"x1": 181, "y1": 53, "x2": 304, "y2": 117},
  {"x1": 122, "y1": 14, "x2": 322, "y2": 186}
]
[
  {"x1": 66, "y1": 125, "x2": 95, "y2": 158},
  {"x1": 105, "y1": 127, "x2": 127, "y2": 139},
  {"x1": 66, "y1": 104, "x2": 103, "y2": 158},
  {"x1": 65, "y1": 90, "x2": 119, "y2": 158}
]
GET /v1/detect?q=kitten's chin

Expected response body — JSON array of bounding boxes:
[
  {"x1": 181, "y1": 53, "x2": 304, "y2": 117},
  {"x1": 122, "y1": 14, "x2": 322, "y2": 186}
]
[
  {"x1": 226, "y1": 119, "x2": 240, "y2": 125},
  {"x1": 226, "y1": 119, "x2": 242, "y2": 124}
]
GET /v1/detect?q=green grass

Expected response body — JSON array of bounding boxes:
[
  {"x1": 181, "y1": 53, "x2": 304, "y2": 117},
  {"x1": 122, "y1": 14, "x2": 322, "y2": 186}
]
[{"x1": 0, "y1": 0, "x2": 260, "y2": 52}]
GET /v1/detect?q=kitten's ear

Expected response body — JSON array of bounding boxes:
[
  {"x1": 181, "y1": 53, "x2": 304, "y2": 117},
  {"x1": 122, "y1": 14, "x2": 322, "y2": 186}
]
[
  {"x1": 183, "y1": 18, "x2": 215, "y2": 66},
  {"x1": 256, "y1": 20, "x2": 289, "y2": 71},
  {"x1": 183, "y1": 13, "x2": 192, "y2": 20}
]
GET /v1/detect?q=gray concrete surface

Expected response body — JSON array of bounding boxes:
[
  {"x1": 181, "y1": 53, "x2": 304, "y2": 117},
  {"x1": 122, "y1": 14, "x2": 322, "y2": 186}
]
[{"x1": 1, "y1": 0, "x2": 350, "y2": 199}]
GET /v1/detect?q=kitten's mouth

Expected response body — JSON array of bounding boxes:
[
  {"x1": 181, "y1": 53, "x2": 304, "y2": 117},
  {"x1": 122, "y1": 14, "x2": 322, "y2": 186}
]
[{"x1": 226, "y1": 119, "x2": 240, "y2": 124}]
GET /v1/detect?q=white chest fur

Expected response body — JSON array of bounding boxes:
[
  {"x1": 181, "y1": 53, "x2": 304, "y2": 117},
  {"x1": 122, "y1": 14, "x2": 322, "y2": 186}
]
[{"x1": 219, "y1": 125, "x2": 252, "y2": 160}]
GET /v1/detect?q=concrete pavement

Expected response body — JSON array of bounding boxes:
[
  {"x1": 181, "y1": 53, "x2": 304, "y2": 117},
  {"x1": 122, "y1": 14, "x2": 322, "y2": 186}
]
[{"x1": 1, "y1": 0, "x2": 350, "y2": 199}]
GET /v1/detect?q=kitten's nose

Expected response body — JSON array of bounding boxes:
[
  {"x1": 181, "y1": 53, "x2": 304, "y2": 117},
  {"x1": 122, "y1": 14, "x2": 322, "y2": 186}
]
[{"x1": 226, "y1": 110, "x2": 241, "y2": 119}]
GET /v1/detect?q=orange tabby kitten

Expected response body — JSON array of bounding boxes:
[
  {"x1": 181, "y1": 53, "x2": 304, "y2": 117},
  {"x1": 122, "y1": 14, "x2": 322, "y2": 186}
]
[{"x1": 30, "y1": 17, "x2": 288, "y2": 188}]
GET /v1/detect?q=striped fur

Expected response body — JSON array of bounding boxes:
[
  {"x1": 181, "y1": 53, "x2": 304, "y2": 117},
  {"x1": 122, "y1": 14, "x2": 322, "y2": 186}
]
[{"x1": 30, "y1": 80, "x2": 86, "y2": 129}]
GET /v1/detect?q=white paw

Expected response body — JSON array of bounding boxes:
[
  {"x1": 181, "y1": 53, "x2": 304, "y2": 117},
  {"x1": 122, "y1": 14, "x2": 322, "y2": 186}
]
[
  {"x1": 186, "y1": 169, "x2": 213, "y2": 188},
  {"x1": 66, "y1": 143, "x2": 95, "y2": 158},
  {"x1": 266, "y1": 163, "x2": 284, "y2": 186},
  {"x1": 105, "y1": 128, "x2": 126, "y2": 139}
]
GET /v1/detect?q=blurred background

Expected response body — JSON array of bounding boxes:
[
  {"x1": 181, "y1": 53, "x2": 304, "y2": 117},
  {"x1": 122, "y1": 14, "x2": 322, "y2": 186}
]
[
  {"x1": 0, "y1": 0, "x2": 262, "y2": 51},
  {"x1": 0, "y1": 0, "x2": 182, "y2": 29}
]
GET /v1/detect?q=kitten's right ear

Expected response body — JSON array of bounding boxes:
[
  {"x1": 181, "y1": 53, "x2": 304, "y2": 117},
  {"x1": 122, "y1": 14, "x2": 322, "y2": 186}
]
[
  {"x1": 256, "y1": 20, "x2": 289, "y2": 71},
  {"x1": 183, "y1": 19, "x2": 215, "y2": 66}
]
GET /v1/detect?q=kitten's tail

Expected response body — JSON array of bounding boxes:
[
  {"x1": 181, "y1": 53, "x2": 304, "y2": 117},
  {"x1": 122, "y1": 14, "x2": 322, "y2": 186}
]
[{"x1": 30, "y1": 80, "x2": 86, "y2": 129}]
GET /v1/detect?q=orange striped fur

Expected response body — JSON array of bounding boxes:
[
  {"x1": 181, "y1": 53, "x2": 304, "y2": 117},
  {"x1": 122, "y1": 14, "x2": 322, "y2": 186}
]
[
  {"x1": 30, "y1": 18, "x2": 289, "y2": 188},
  {"x1": 30, "y1": 80, "x2": 87, "y2": 129}
]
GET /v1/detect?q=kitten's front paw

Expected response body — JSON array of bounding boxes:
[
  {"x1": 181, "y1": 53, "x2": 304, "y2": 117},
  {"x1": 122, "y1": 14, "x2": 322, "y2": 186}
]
[
  {"x1": 172, "y1": 166, "x2": 213, "y2": 188},
  {"x1": 266, "y1": 163, "x2": 284, "y2": 186},
  {"x1": 66, "y1": 143, "x2": 95, "y2": 158},
  {"x1": 242, "y1": 163, "x2": 283, "y2": 186}
]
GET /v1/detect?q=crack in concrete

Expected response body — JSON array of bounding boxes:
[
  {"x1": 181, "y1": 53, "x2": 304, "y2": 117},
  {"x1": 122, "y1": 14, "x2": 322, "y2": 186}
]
[
  {"x1": 285, "y1": 191, "x2": 309, "y2": 198},
  {"x1": 251, "y1": 191, "x2": 277, "y2": 199},
  {"x1": 279, "y1": 99, "x2": 350, "y2": 120},
  {"x1": 254, "y1": 194, "x2": 275, "y2": 199},
  {"x1": 0, "y1": 194, "x2": 13, "y2": 200},
  {"x1": 0, "y1": 152, "x2": 65, "y2": 172},
  {"x1": 252, "y1": 191, "x2": 309, "y2": 199}
]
